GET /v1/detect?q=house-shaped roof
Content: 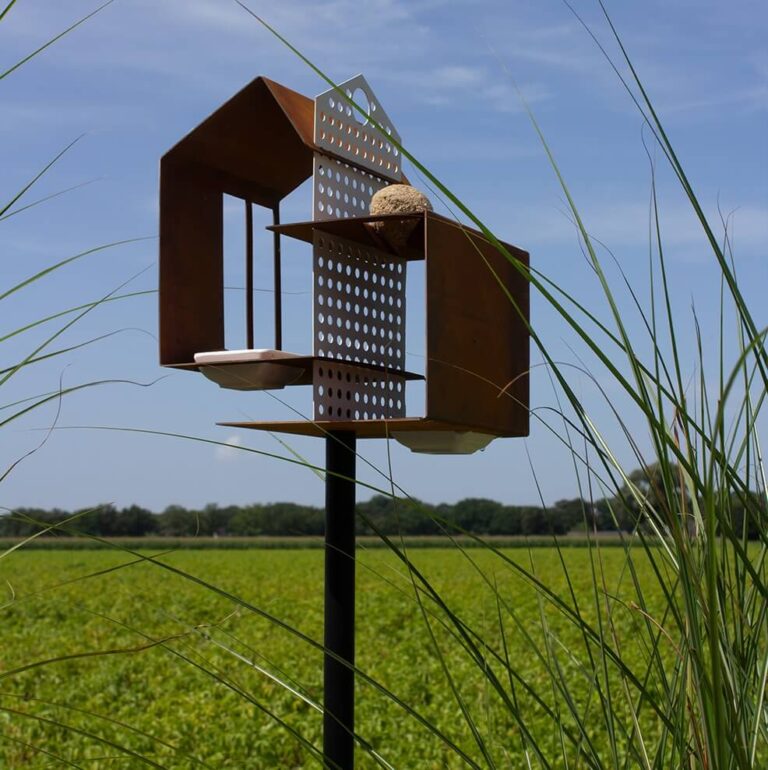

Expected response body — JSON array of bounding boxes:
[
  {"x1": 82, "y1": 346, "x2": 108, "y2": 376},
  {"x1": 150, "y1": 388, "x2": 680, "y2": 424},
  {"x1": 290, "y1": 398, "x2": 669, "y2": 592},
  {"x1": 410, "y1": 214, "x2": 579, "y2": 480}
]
[{"x1": 161, "y1": 76, "x2": 316, "y2": 207}]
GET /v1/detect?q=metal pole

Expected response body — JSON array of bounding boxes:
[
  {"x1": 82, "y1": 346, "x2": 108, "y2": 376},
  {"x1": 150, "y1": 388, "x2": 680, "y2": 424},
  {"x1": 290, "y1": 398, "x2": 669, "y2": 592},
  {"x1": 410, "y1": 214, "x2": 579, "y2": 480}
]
[
  {"x1": 245, "y1": 200, "x2": 254, "y2": 349},
  {"x1": 273, "y1": 203, "x2": 282, "y2": 350},
  {"x1": 324, "y1": 430, "x2": 356, "y2": 769}
]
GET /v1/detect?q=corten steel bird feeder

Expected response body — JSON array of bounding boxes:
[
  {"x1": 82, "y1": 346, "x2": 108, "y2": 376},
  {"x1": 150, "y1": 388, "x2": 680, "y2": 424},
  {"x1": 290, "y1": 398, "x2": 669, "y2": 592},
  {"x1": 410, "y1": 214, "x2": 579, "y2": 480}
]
[{"x1": 160, "y1": 74, "x2": 530, "y2": 768}]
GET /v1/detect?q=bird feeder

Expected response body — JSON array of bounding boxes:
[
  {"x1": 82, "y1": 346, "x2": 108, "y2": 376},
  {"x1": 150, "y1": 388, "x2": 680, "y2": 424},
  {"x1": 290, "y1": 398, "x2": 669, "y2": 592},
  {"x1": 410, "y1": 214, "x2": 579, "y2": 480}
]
[
  {"x1": 159, "y1": 74, "x2": 530, "y2": 454},
  {"x1": 159, "y1": 74, "x2": 530, "y2": 769}
]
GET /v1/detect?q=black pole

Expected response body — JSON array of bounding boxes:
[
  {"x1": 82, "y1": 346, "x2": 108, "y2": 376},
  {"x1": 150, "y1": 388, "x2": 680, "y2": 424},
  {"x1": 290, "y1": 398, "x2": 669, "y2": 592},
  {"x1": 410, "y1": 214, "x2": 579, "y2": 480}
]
[
  {"x1": 245, "y1": 200, "x2": 254, "y2": 349},
  {"x1": 273, "y1": 203, "x2": 282, "y2": 350},
  {"x1": 324, "y1": 431, "x2": 356, "y2": 769}
]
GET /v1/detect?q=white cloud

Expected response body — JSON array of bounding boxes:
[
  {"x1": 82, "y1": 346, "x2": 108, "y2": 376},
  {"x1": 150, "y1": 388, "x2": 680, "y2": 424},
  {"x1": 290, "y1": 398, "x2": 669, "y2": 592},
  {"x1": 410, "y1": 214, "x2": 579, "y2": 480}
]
[
  {"x1": 414, "y1": 63, "x2": 549, "y2": 112},
  {"x1": 427, "y1": 65, "x2": 485, "y2": 89},
  {"x1": 215, "y1": 434, "x2": 243, "y2": 461},
  {"x1": 498, "y1": 201, "x2": 768, "y2": 256},
  {"x1": 662, "y1": 84, "x2": 768, "y2": 115}
]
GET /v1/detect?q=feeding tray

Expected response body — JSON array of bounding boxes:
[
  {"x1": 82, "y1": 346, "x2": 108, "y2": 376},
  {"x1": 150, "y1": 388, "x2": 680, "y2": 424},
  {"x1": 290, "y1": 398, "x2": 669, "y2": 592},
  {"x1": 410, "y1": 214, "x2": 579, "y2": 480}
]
[
  {"x1": 392, "y1": 431, "x2": 495, "y2": 454},
  {"x1": 194, "y1": 349, "x2": 305, "y2": 390}
]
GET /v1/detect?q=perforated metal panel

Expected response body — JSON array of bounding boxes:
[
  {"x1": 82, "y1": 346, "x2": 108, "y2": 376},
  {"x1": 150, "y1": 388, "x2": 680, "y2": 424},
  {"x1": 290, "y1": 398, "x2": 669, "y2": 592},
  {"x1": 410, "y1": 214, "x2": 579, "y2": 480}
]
[
  {"x1": 312, "y1": 153, "x2": 388, "y2": 221},
  {"x1": 312, "y1": 231, "x2": 406, "y2": 369},
  {"x1": 314, "y1": 75, "x2": 403, "y2": 181},
  {"x1": 313, "y1": 360, "x2": 405, "y2": 421},
  {"x1": 311, "y1": 75, "x2": 409, "y2": 423}
]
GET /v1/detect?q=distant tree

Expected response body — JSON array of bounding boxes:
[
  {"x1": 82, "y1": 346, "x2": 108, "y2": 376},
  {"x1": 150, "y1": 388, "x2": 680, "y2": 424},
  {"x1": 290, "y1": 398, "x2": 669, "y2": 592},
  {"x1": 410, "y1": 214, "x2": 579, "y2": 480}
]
[
  {"x1": 550, "y1": 498, "x2": 591, "y2": 534},
  {"x1": 519, "y1": 506, "x2": 546, "y2": 535},
  {"x1": 0, "y1": 508, "x2": 68, "y2": 536},
  {"x1": 114, "y1": 505, "x2": 158, "y2": 536},
  {"x1": 201, "y1": 503, "x2": 239, "y2": 536},
  {"x1": 487, "y1": 506, "x2": 523, "y2": 535},
  {"x1": 229, "y1": 505, "x2": 265, "y2": 536},
  {"x1": 618, "y1": 463, "x2": 693, "y2": 535},
  {"x1": 73, "y1": 504, "x2": 118, "y2": 536},
  {"x1": 357, "y1": 495, "x2": 436, "y2": 535},
  {"x1": 158, "y1": 505, "x2": 197, "y2": 536},
  {"x1": 449, "y1": 498, "x2": 505, "y2": 534},
  {"x1": 356, "y1": 495, "x2": 396, "y2": 534},
  {"x1": 728, "y1": 490, "x2": 766, "y2": 540},
  {"x1": 261, "y1": 503, "x2": 323, "y2": 536}
]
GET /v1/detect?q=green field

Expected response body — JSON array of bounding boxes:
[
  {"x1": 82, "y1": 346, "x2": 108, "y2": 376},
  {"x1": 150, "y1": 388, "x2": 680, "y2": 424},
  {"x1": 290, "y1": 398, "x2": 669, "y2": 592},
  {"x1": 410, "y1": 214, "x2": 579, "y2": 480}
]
[{"x1": 0, "y1": 546, "x2": 675, "y2": 768}]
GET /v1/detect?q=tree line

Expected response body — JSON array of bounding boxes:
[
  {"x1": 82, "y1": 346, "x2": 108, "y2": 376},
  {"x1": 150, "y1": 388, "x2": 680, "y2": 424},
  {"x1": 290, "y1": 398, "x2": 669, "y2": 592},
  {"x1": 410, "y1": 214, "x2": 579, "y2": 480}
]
[
  {"x1": 3, "y1": 475, "x2": 764, "y2": 539},
  {"x1": 3, "y1": 498, "x2": 588, "y2": 538}
]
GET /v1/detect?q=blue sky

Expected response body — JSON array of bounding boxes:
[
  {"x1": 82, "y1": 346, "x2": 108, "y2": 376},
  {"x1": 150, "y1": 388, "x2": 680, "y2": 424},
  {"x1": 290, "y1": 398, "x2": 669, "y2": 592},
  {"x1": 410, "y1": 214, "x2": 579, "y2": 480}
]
[{"x1": 2, "y1": 0, "x2": 766, "y2": 512}]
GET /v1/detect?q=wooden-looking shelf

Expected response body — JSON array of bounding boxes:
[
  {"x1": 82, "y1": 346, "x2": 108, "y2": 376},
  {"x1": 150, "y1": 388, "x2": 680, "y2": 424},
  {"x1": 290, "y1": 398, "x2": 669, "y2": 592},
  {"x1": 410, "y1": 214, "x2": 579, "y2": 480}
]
[
  {"x1": 218, "y1": 417, "x2": 513, "y2": 440},
  {"x1": 165, "y1": 355, "x2": 424, "y2": 385},
  {"x1": 269, "y1": 213, "x2": 425, "y2": 260}
]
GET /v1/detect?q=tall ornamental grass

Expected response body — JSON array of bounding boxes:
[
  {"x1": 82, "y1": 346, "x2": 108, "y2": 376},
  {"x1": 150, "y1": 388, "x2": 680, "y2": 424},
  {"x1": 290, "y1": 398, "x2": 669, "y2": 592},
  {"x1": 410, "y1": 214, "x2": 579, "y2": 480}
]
[{"x1": 244, "y1": 5, "x2": 767, "y2": 763}]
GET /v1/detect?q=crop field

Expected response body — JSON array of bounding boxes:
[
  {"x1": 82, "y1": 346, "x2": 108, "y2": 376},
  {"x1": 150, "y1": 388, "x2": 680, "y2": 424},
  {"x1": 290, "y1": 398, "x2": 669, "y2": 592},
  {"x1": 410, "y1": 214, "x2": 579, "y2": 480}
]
[{"x1": 0, "y1": 546, "x2": 674, "y2": 768}]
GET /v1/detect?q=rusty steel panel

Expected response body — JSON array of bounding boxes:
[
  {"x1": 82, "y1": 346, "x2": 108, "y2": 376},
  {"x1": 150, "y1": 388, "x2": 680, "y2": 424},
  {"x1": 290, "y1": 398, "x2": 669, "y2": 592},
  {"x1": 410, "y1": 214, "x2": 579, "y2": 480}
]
[
  {"x1": 424, "y1": 216, "x2": 530, "y2": 437},
  {"x1": 270, "y1": 214, "x2": 426, "y2": 261},
  {"x1": 159, "y1": 160, "x2": 224, "y2": 366},
  {"x1": 163, "y1": 77, "x2": 314, "y2": 208},
  {"x1": 218, "y1": 417, "x2": 504, "y2": 439}
]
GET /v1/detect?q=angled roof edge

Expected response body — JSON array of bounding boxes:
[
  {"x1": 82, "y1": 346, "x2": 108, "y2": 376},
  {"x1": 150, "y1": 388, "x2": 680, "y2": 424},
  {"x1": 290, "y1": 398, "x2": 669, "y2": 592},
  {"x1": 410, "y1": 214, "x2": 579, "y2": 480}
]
[
  {"x1": 161, "y1": 76, "x2": 313, "y2": 161},
  {"x1": 260, "y1": 76, "x2": 315, "y2": 149},
  {"x1": 160, "y1": 75, "x2": 408, "y2": 191}
]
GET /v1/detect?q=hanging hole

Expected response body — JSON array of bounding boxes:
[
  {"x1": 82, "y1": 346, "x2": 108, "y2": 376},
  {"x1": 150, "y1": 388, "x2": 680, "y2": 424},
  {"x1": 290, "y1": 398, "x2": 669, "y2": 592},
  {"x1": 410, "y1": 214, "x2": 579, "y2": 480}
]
[{"x1": 352, "y1": 88, "x2": 371, "y2": 126}]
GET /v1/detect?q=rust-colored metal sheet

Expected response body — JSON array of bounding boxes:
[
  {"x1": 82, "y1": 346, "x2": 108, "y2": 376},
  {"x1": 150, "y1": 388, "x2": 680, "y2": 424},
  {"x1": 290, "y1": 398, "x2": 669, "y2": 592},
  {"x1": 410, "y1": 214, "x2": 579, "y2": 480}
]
[
  {"x1": 159, "y1": 76, "x2": 316, "y2": 366},
  {"x1": 161, "y1": 77, "x2": 315, "y2": 208},
  {"x1": 262, "y1": 77, "x2": 315, "y2": 149},
  {"x1": 159, "y1": 160, "x2": 224, "y2": 366},
  {"x1": 270, "y1": 214, "x2": 426, "y2": 260},
  {"x1": 424, "y1": 216, "x2": 530, "y2": 436},
  {"x1": 158, "y1": 355, "x2": 424, "y2": 380},
  {"x1": 218, "y1": 417, "x2": 512, "y2": 439}
]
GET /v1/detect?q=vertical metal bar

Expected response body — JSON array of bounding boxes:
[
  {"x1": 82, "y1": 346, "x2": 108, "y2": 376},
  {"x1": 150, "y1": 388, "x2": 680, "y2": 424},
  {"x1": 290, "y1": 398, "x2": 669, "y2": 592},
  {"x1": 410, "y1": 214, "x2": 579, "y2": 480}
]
[
  {"x1": 273, "y1": 203, "x2": 282, "y2": 350},
  {"x1": 245, "y1": 200, "x2": 254, "y2": 349},
  {"x1": 324, "y1": 431, "x2": 356, "y2": 769}
]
